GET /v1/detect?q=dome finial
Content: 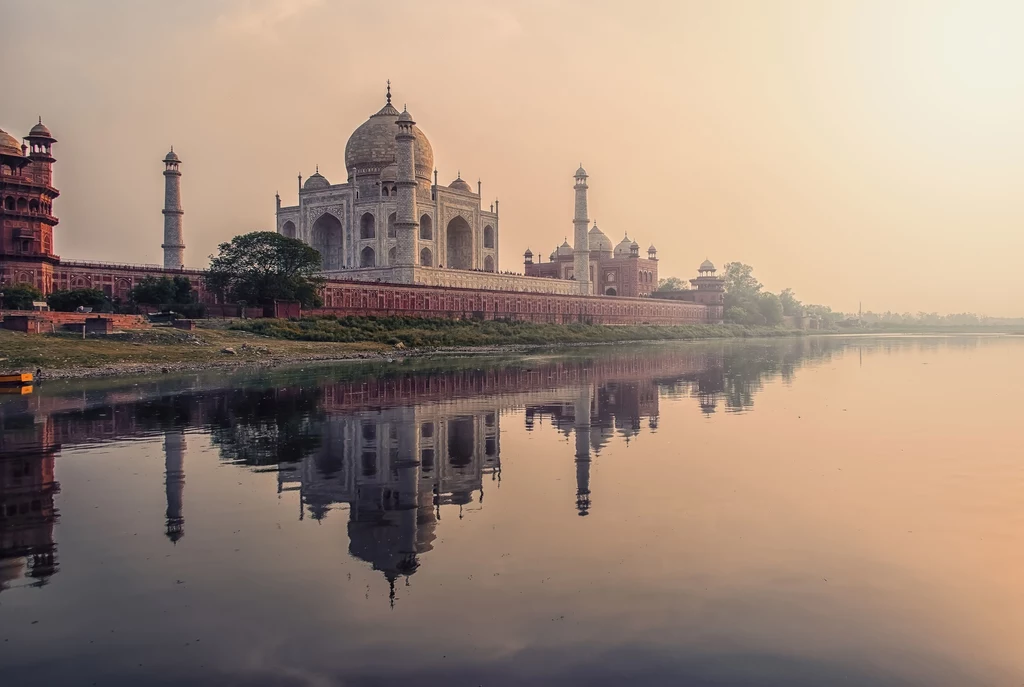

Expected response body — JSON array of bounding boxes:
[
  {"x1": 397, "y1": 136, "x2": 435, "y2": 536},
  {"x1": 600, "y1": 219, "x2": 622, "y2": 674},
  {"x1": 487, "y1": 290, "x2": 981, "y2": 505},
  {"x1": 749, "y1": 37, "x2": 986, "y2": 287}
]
[
  {"x1": 386, "y1": 79, "x2": 391, "y2": 105},
  {"x1": 38, "y1": 115, "x2": 42, "y2": 124},
  {"x1": 315, "y1": 164, "x2": 319, "y2": 173},
  {"x1": 457, "y1": 170, "x2": 461, "y2": 179}
]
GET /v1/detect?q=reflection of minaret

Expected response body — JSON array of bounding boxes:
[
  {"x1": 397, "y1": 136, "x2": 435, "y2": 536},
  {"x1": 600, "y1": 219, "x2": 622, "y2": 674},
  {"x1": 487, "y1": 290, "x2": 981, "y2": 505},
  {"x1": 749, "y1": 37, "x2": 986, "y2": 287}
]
[
  {"x1": 164, "y1": 431, "x2": 186, "y2": 543},
  {"x1": 574, "y1": 384, "x2": 593, "y2": 516}
]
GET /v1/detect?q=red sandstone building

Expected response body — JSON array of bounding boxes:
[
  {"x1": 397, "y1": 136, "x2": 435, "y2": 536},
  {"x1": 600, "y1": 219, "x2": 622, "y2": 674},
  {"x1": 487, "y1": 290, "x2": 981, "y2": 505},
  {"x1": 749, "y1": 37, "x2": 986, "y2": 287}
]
[{"x1": 524, "y1": 226, "x2": 660, "y2": 298}]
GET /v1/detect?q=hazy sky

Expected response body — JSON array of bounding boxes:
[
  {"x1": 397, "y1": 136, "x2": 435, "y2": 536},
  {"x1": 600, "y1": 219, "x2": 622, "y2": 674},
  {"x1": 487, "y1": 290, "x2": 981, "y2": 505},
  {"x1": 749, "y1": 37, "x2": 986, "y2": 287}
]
[{"x1": 3, "y1": 0, "x2": 1022, "y2": 315}]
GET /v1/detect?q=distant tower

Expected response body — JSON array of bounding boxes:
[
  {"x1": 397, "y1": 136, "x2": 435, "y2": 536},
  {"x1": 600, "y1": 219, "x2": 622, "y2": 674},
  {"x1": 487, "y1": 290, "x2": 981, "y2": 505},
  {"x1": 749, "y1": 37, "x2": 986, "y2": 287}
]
[
  {"x1": 393, "y1": 107, "x2": 418, "y2": 266},
  {"x1": 690, "y1": 259, "x2": 726, "y2": 324},
  {"x1": 572, "y1": 165, "x2": 591, "y2": 295},
  {"x1": 161, "y1": 148, "x2": 185, "y2": 269},
  {"x1": 164, "y1": 430, "x2": 186, "y2": 543}
]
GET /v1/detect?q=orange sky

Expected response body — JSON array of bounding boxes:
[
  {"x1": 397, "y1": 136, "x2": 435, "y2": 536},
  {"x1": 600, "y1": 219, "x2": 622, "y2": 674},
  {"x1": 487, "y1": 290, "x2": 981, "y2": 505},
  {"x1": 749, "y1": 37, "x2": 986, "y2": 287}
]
[{"x1": 3, "y1": 0, "x2": 1022, "y2": 315}]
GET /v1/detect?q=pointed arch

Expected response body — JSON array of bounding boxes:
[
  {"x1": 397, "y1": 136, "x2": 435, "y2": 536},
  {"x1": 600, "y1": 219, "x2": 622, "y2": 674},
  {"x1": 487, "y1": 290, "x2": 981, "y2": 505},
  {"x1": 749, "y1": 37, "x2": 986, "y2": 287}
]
[
  {"x1": 387, "y1": 212, "x2": 397, "y2": 238},
  {"x1": 419, "y1": 214, "x2": 433, "y2": 240},
  {"x1": 388, "y1": 246, "x2": 397, "y2": 264},
  {"x1": 359, "y1": 212, "x2": 375, "y2": 240},
  {"x1": 311, "y1": 213, "x2": 343, "y2": 270},
  {"x1": 445, "y1": 215, "x2": 473, "y2": 270},
  {"x1": 360, "y1": 246, "x2": 376, "y2": 267},
  {"x1": 483, "y1": 224, "x2": 494, "y2": 249},
  {"x1": 484, "y1": 255, "x2": 495, "y2": 272},
  {"x1": 420, "y1": 247, "x2": 432, "y2": 267},
  {"x1": 280, "y1": 220, "x2": 296, "y2": 239}
]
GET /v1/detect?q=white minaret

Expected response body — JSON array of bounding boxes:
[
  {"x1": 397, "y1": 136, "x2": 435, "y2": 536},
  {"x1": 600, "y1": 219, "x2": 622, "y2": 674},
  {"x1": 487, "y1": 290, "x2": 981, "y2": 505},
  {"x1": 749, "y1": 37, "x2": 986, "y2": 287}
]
[
  {"x1": 572, "y1": 165, "x2": 591, "y2": 295},
  {"x1": 394, "y1": 107, "x2": 418, "y2": 266},
  {"x1": 161, "y1": 148, "x2": 185, "y2": 269}
]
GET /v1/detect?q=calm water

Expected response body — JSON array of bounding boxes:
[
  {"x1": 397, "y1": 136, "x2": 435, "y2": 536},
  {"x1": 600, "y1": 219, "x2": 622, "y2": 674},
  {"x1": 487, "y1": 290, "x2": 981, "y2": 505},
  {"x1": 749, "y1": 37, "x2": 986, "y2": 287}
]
[{"x1": 1, "y1": 336, "x2": 1022, "y2": 686}]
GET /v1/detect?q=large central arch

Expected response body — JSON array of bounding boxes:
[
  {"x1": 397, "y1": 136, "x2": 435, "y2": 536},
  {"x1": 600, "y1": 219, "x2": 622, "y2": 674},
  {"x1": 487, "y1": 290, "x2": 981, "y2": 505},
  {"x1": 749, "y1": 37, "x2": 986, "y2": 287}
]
[
  {"x1": 446, "y1": 215, "x2": 473, "y2": 270},
  {"x1": 310, "y1": 213, "x2": 343, "y2": 270}
]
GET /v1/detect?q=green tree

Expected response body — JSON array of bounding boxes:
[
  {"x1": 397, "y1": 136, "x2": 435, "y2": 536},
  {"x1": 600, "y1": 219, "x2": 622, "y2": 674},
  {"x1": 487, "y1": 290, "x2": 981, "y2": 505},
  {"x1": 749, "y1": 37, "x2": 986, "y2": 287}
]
[
  {"x1": 47, "y1": 288, "x2": 111, "y2": 313},
  {"x1": 2, "y1": 283, "x2": 43, "y2": 310},
  {"x1": 779, "y1": 287, "x2": 802, "y2": 316},
  {"x1": 205, "y1": 232, "x2": 325, "y2": 308},
  {"x1": 656, "y1": 276, "x2": 689, "y2": 292},
  {"x1": 757, "y1": 292, "x2": 784, "y2": 326},
  {"x1": 723, "y1": 262, "x2": 762, "y2": 296},
  {"x1": 130, "y1": 276, "x2": 195, "y2": 306}
]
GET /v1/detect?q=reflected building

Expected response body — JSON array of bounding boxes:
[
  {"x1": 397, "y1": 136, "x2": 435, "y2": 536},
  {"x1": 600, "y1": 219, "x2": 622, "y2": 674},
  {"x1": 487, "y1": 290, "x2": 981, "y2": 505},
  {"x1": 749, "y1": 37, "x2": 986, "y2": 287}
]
[
  {"x1": 277, "y1": 403, "x2": 500, "y2": 601},
  {"x1": 0, "y1": 416, "x2": 60, "y2": 592},
  {"x1": 164, "y1": 430, "x2": 186, "y2": 543}
]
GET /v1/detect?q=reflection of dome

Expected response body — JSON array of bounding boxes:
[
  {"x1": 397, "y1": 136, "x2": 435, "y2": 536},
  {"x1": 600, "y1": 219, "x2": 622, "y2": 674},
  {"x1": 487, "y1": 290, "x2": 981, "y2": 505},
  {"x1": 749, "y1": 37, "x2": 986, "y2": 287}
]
[
  {"x1": 0, "y1": 128, "x2": 22, "y2": 157},
  {"x1": 614, "y1": 234, "x2": 633, "y2": 257},
  {"x1": 557, "y1": 239, "x2": 573, "y2": 257},
  {"x1": 700, "y1": 258, "x2": 716, "y2": 271},
  {"x1": 345, "y1": 91, "x2": 433, "y2": 182},
  {"x1": 303, "y1": 170, "x2": 330, "y2": 190},
  {"x1": 449, "y1": 173, "x2": 472, "y2": 192},
  {"x1": 589, "y1": 224, "x2": 612, "y2": 253}
]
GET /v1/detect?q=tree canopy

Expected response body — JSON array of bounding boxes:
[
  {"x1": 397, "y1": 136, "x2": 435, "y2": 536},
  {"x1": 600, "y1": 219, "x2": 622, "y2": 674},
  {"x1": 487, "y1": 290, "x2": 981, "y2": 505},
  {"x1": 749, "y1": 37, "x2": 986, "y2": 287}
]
[
  {"x1": 656, "y1": 276, "x2": 690, "y2": 292},
  {"x1": 204, "y1": 232, "x2": 325, "y2": 307},
  {"x1": 2, "y1": 283, "x2": 43, "y2": 310},
  {"x1": 47, "y1": 288, "x2": 112, "y2": 313},
  {"x1": 130, "y1": 276, "x2": 195, "y2": 306}
]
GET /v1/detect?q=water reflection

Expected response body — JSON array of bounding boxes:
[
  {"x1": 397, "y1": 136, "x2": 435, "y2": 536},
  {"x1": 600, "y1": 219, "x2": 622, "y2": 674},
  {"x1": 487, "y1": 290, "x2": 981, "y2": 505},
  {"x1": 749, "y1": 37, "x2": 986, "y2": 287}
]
[
  {"x1": 3, "y1": 335, "x2": 1018, "y2": 687},
  {"x1": 0, "y1": 337, "x2": 845, "y2": 594}
]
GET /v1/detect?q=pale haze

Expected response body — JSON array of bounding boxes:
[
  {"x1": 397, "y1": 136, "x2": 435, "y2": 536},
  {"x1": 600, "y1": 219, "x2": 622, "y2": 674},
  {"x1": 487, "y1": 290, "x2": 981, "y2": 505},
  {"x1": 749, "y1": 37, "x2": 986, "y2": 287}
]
[{"x1": 3, "y1": 0, "x2": 1022, "y2": 315}]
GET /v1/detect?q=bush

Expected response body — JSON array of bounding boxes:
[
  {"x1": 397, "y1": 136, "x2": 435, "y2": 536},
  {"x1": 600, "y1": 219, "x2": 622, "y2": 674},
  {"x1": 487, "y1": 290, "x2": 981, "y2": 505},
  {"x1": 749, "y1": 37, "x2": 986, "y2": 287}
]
[
  {"x1": 47, "y1": 288, "x2": 112, "y2": 313},
  {"x1": 2, "y1": 283, "x2": 43, "y2": 310}
]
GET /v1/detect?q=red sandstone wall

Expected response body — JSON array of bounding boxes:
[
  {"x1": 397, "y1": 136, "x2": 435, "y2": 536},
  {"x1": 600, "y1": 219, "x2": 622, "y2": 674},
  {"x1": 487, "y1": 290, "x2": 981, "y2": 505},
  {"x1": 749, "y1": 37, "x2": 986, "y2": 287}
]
[
  {"x1": 310, "y1": 280, "x2": 715, "y2": 325},
  {"x1": 0, "y1": 310, "x2": 150, "y2": 331}
]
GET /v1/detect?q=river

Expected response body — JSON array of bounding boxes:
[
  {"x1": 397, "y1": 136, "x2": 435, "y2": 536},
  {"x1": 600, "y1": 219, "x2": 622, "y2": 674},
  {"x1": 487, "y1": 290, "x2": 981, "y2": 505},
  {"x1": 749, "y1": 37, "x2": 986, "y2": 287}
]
[{"x1": 1, "y1": 335, "x2": 1021, "y2": 686}]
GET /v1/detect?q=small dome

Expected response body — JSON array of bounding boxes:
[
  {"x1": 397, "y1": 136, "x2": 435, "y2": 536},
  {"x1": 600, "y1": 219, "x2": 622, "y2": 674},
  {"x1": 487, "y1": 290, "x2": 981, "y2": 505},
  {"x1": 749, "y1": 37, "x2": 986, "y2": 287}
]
[
  {"x1": 575, "y1": 165, "x2": 587, "y2": 177},
  {"x1": 163, "y1": 148, "x2": 180, "y2": 163},
  {"x1": 398, "y1": 108, "x2": 414, "y2": 123},
  {"x1": 630, "y1": 241, "x2": 639, "y2": 249},
  {"x1": 589, "y1": 224, "x2": 612, "y2": 253},
  {"x1": 614, "y1": 234, "x2": 633, "y2": 257},
  {"x1": 0, "y1": 128, "x2": 23, "y2": 157},
  {"x1": 557, "y1": 239, "x2": 573, "y2": 257},
  {"x1": 303, "y1": 170, "x2": 330, "y2": 190},
  {"x1": 549, "y1": 251, "x2": 557, "y2": 261},
  {"x1": 699, "y1": 258, "x2": 716, "y2": 271},
  {"x1": 449, "y1": 174, "x2": 472, "y2": 192},
  {"x1": 379, "y1": 163, "x2": 398, "y2": 182},
  {"x1": 29, "y1": 119, "x2": 52, "y2": 139},
  {"x1": 524, "y1": 248, "x2": 533, "y2": 257},
  {"x1": 648, "y1": 244, "x2": 657, "y2": 252}
]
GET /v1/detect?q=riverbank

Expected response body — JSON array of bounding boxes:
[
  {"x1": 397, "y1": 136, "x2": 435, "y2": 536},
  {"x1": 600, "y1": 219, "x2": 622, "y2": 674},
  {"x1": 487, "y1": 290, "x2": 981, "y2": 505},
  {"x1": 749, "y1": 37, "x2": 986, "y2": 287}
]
[{"x1": 0, "y1": 318, "x2": 807, "y2": 380}]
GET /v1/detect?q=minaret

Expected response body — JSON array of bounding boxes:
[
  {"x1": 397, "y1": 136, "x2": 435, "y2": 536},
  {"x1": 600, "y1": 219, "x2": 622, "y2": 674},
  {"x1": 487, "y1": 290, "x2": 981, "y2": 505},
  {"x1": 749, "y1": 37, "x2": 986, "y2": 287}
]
[
  {"x1": 574, "y1": 384, "x2": 593, "y2": 515},
  {"x1": 164, "y1": 430, "x2": 186, "y2": 543},
  {"x1": 161, "y1": 148, "x2": 185, "y2": 269},
  {"x1": 572, "y1": 165, "x2": 591, "y2": 295},
  {"x1": 393, "y1": 106, "x2": 418, "y2": 266}
]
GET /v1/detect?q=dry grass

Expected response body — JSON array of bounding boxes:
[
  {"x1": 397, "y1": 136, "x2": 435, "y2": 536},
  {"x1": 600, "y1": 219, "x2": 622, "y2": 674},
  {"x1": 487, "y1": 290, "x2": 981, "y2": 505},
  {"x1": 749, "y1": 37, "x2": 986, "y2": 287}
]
[{"x1": 0, "y1": 325, "x2": 388, "y2": 374}]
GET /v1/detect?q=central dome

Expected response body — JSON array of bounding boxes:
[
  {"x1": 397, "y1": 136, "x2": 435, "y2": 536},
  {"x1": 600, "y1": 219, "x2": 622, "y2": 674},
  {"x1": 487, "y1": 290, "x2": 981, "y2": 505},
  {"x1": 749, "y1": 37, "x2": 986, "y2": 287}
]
[{"x1": 345, "y1": 92, "x2": 433, "y2": 183}]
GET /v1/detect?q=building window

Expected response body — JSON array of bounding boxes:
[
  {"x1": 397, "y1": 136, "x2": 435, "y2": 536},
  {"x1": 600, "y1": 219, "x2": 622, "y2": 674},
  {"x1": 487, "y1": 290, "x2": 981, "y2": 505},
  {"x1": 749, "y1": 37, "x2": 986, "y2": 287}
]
[
  {"x1": 419, "y1": 214, "x2": 432, "y2": 240},
  {"x1": 359, "y1": 213, "x2": 375, "y2": 239},
  {"x1": 483, "y1": 225, "x2": 494, "y2": 249}
]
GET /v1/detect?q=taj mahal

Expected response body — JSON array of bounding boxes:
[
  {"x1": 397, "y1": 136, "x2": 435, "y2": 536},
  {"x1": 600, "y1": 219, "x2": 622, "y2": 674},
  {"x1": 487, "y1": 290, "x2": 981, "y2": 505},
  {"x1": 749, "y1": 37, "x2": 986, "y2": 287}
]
[{"x1": 274, "y1": 84, "x2": 719, "y2": 302}]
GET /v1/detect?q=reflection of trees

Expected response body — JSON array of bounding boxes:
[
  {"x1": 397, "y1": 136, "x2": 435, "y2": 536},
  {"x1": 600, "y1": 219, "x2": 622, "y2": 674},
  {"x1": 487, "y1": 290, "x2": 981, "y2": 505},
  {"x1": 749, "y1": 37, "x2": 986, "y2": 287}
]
[{"x1": 209, "y1": 387, "x2": 325, "y2": 466}]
